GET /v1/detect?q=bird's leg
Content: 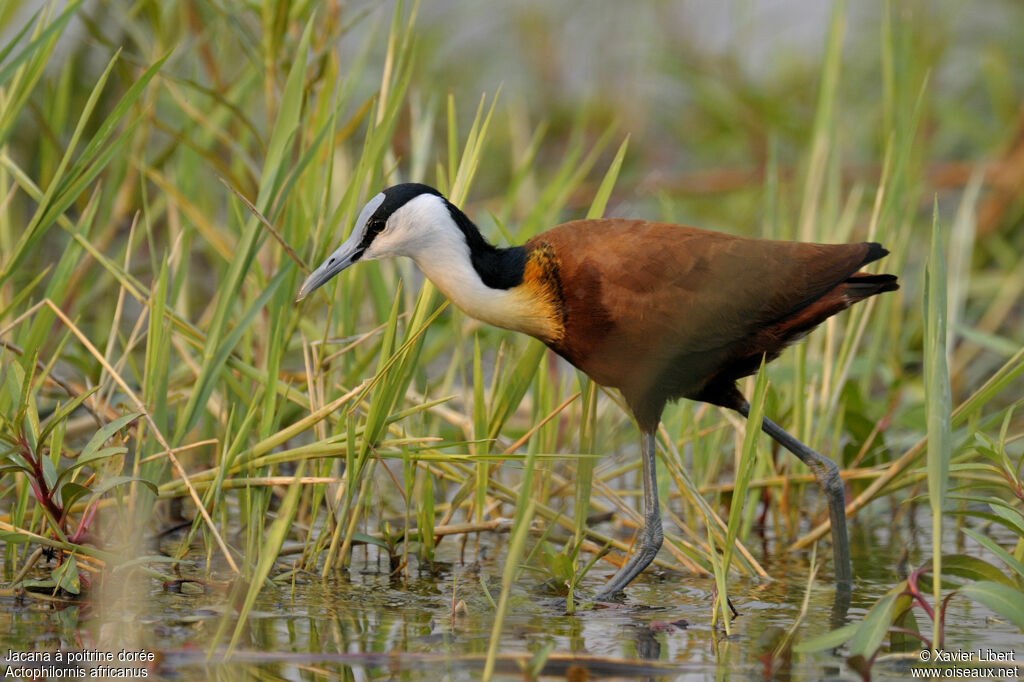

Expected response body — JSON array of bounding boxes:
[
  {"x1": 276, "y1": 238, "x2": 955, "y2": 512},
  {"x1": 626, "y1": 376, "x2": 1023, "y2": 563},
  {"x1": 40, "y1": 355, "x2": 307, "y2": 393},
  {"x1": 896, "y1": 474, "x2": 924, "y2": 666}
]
[
  {"x1": 595, "y1": 429, "x2": 663, "y2": 599},
  {"x1": 736, "y1": 401, "x2": 852, "y2": 590}
]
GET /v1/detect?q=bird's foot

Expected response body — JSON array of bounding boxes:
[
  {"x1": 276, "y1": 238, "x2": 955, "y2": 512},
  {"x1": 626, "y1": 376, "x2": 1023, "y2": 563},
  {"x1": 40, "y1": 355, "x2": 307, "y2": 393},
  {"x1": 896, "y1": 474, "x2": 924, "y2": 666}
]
[{"x1": 540, "y1": 587, "x2": 629, "y2": 613}]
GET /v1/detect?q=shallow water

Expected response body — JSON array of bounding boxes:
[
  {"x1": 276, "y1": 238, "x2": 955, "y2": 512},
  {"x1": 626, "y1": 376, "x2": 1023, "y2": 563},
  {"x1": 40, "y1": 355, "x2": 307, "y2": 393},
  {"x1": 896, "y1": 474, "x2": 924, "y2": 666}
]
[{"x1": 3, "y1": 506, "x2": 1024, "y2": 680}]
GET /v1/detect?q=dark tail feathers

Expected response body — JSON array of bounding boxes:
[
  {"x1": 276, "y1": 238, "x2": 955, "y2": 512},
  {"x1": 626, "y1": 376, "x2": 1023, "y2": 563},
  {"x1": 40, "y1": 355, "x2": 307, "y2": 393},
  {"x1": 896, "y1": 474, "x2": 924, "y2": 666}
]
[
  {"x1": 860, "y1": 242, "x2": 890, "y2": 267},
  {"x1": 845, "y1": 272, "x2": 899, "y2": 300}
]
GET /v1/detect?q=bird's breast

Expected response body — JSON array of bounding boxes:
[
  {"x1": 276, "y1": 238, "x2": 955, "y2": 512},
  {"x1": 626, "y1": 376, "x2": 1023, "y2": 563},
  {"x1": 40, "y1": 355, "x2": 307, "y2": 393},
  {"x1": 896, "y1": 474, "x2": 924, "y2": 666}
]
[
  {"x1": 497, "y1": 243, "x2": 565, "y2": 344},
  {"x1": 414, "y1": 240, "x2": 566, "y2": 345}
]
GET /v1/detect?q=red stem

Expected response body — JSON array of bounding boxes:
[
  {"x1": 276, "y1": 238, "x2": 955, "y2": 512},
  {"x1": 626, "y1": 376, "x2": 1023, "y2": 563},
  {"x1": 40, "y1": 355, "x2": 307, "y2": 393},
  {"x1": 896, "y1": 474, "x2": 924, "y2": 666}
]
[{"x1": 19, "y1": 435, "x2": 68, "y2": 536}]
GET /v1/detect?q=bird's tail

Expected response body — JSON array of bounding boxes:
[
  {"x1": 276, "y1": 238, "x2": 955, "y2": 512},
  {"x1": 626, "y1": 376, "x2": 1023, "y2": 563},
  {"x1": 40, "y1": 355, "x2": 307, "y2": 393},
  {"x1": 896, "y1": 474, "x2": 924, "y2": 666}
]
[{"x1": 842, "y1": 272, "x2": 900, "y2": 303}]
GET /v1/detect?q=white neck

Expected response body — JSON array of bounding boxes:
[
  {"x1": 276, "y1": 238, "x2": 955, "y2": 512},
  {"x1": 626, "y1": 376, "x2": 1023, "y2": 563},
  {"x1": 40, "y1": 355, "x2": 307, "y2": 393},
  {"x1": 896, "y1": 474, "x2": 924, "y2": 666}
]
[
  {"x1": 410, "y1": 235, "x2": 537, "y2": 334},
  {"x1": 364, "y1": 192, "x2": 561, "y2": 337},
  {"x1": 373, "y1": 195, "x2": 552, "y2": 338}
]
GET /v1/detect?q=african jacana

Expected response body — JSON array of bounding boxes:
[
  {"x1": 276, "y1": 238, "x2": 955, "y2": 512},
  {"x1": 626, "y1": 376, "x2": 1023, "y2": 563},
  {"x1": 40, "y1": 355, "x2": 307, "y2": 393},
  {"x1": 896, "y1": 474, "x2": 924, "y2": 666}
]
[{"x1": 297, "y1": 182, "x2": 898, "y2": 598}]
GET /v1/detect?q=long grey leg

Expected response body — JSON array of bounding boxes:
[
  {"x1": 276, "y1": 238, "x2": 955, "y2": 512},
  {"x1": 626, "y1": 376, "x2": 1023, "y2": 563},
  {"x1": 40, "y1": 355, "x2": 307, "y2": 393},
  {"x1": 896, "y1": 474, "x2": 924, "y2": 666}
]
[
  {"x1": 736, "y1": 402, "x2": 852, "y2": 590},
  {"x1": 595, "y1": 430, "x2": 664, "y2": 599}
]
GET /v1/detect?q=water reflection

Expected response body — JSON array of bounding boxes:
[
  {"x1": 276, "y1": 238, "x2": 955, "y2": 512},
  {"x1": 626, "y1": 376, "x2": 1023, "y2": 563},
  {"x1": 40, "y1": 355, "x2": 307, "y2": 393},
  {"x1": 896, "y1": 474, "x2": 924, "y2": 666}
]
[{"x1": 2, "y1": 513, "x2": 1022, "y2": 680}]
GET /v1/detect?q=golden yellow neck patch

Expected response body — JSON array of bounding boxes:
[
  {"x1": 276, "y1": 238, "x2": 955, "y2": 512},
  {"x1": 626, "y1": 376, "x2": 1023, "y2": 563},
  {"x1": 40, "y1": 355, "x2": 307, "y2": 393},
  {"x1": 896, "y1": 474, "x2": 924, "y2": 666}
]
[{"x1": 513, "y1": 243, "x2": 565, "y2": 344}]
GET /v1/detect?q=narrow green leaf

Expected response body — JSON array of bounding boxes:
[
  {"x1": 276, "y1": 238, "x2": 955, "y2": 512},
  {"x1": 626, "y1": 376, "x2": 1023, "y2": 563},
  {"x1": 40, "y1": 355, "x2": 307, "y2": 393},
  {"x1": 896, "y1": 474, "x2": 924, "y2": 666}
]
[
  {"x1": 257, "y1": 15, "x2": 315, "y2": 211},
  {"x1": 924, "y1": 198, "x2": 951, "y2": 507},
  {"x1": 41, "y1": 455, "x2": 57, "y2": 492},
  {"x1": 942, "y1": 554, "x2": 1015, "y2": 588},
  {"x1": 38, "y1": 386, "x2": 101, "y2": 446},
  {"x1": 350, "y1": 532, "x2": 391, "y2": 551},
  {"x1": 0, "y1": 6, "x2": 43, "y2": 70},
  {"x1": 60, "y1": 446, "x2": 129, "y2": 481},
  {"x1": 891, "y1": 594, "x2": 920, "y2": 652},
  {"x1": 923, "y1": 197, "x2": 951, "y2": 649},
  {"x1": 226, "y1": 460, "x2": 307, "y2": 654},
  {"x1": 0, "y1": 0, "x2": 81, "y2": 86},
  {"x1": 585, "y1": 135, "x2": 629, "y2": 220},
  {"x1": 358, "y1": 283, "x2": 404, "y2": 452},
  {"x1": 143, "y1": 259, "x2": 171, "y2": 437},
  {"x1": 794, "y1": 621, "x2": 860, "y2": 653},
  {"x1": 60, "y1": 482, "x2": 92, "y2": 510},
  {"x1": 79, "y1": 412, "x2": 142, "y2": 463},
  {"x1": 72, "y1": 52, "x2": 170, "y2": 185},
  {"x1": 487, "y1": 339, "x2": 545, "y2": 439},
  {"x1": 52, "y1": 555, "x2": 81, "y2": 595},
  {"x1": 484, "y1": 490, "x2": 538, "y2": 680},
  {"x1": 959, "y1": 581, "x2": 1024, "y2": 631},
  {"x1": 962, "y1": 528, "x2": 1024, "y2": 580},
  {"x1": 473, "y1": 334, "x2": 488, "y2": 521},
  {"x1": 2, "y1": 51, "x2": 167, "y2": 286},
  {"x1": 989, "y1": 503, "x2": 1024, "y2": 538},
  {"x1": 89, "y1": 475, "x2": 158, "y2": 498},
  {"x1": 848, "y1": 590, "x2": 899, "y2": 659},
  {"x1": 724, "y1": 357, "x2": 768, "y2": 568},
  {"x1": 177, "y1": 267, "x2": 288, "y2": 439},
  {"x1": 573, "y1": 379, "x2": 597, "y2": 549},
  {"x1": 0, "y1": 531, "x2": 35, "y2": 545}
]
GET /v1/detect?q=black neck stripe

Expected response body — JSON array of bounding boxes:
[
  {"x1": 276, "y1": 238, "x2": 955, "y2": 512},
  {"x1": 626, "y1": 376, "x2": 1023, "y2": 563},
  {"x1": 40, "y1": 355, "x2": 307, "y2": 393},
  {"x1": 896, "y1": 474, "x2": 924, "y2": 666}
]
[
  {"x1": 443, "y1": 200, "x2": 526, "y2": 290},
  {"x1": 362, "y1": 183, "x2": 528, "y2": 290}
]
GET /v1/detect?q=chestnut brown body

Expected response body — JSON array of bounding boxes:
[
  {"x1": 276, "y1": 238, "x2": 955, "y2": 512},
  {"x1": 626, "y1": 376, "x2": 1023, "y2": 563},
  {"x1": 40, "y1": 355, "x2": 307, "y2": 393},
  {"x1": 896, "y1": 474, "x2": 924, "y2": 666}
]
[{"x1": 521, "y1": 220, "x2": 897, "y2": 430}]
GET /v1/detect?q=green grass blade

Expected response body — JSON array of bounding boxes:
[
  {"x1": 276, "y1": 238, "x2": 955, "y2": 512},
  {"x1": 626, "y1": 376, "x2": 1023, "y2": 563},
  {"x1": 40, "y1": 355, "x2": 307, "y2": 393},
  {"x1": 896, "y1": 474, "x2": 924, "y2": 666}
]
[
  {"x1": 715, "y1": 357, "x2": 768, "y2": 632},
  {"x1": 923, "y1": 197, "x2": 951, "y2": 647},
  {"x1": 573, "y1": 378, "x2": 597, "y2": 551},
  {"x1": 725, "y1": 359, "x2": 768, "y2": 568},
  {"x1": 483, "y1": 443, "x2": 538, "y2": 681},
  {"x1": 961, "y1": 529, "x2": 1024, "y2": 581},
  {"x1": 0, "y1": 48, "x2": 119, "y2": 286},
  {"x1": 176, "y1": 267, "x2": 288, "y2": 439},
  {"x1": 0, "y1": 2, "x2": 82, "y2": 134},
  {"x1": 486, "y1": 339, "x2": 545, "y2": 440},
  {"x1": 473, "y1": 334, "x2": 488, "y2": 521},
  {"x1": 0, "y1": 7, "x2": 43, "y2": 70},
  {"x1": 225, "y1": 459, "x2": 308, "y2": 655},
  {"x1": 585, "y1": 135, "x2": 629, "y2": 220}
]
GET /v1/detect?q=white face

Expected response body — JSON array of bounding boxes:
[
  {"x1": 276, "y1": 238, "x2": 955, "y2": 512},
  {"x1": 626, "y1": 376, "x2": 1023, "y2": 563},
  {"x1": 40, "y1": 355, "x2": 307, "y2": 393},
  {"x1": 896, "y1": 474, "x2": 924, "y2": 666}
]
[
  {"x1": 296, "y1": 190, "x2": 454, "y2": 300},
  {"x1": 362, "y1": 193, "x2": 450, "y2": 261}
]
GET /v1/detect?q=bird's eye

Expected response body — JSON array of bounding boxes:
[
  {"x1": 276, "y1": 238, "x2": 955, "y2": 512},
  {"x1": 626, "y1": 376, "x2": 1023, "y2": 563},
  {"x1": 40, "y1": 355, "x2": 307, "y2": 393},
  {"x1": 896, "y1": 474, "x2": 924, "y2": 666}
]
[{"x1": 356, "y1": 217, "x2": 387, "y2": 251}]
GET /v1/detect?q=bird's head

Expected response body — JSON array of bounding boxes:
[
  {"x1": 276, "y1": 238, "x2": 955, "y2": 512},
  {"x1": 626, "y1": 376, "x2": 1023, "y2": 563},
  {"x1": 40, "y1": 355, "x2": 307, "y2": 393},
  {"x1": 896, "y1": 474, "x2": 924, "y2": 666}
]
[{"x1": 296, "y1": 183, "x2": 453, "y2": 301}]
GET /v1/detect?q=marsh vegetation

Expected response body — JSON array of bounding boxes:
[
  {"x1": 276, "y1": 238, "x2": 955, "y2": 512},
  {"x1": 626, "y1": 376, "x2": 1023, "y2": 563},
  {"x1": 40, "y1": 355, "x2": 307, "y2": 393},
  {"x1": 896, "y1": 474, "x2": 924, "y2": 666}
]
[{"x1": 1, "y1": 1, "x2": 1023, "y2": 678}]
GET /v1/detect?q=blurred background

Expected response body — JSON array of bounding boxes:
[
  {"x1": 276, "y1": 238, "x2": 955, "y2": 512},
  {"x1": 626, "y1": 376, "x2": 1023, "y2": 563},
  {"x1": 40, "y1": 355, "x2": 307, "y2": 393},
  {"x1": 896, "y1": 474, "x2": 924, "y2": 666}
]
[
  {"x1": 409, "y1": 1, "x2": 1022, "y2": 232},
  {"x1": 7, "y1": 0, "x2": 1024, "y2": 227},
  {"x1": 6, "y1": 0, "x2": 1022, "y2": 347},
  {"x1": 2, "y1": 0, "x2": 1024, "y2": 676}
]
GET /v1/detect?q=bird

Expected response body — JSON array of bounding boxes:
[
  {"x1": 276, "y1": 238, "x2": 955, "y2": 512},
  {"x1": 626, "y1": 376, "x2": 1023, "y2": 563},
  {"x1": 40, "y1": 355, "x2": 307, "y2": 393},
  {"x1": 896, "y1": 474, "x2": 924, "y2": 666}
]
[{"x1": 296, "y1": 182, "x2": 898, "y2": 599}]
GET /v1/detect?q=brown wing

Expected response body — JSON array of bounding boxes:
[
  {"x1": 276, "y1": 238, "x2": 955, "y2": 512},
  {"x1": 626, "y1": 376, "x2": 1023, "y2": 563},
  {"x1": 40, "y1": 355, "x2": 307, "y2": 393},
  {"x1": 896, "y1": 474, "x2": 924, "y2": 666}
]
[{"x1": 533, "y1": 219, "x2": 877, "y2": 426}]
